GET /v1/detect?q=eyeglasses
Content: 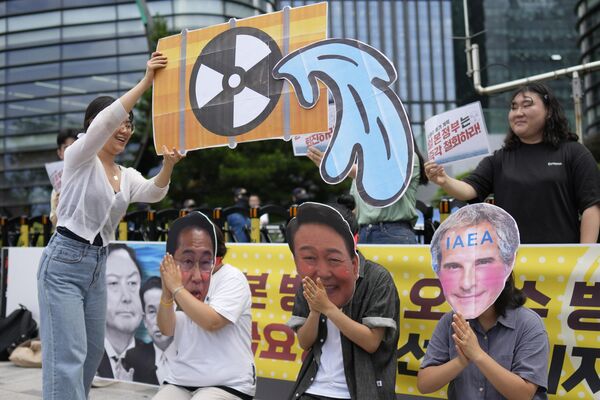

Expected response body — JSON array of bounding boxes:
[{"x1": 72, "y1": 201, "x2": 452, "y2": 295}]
[
  {"x1": 174, "y1": 257, "x2": 213, "y2": 279},
  {"x1": 119, "y1": 120, "x2": 134, "y2": 132}
]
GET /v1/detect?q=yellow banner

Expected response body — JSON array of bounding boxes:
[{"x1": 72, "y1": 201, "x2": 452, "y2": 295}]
[
  {"x1": 153, "y1": 3, "x2": 328, "y2": 153},
  {"x1": 223, "y1": 244, "x2": 600, "y2": 399}
]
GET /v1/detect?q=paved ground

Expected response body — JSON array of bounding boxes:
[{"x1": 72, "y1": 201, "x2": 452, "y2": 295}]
[
  {"x1": 0, "y1": 362, "x2": 428, "y2": 400},
  {"x1": 0, "y1": 362, "x2": 156, "y2": 400}
]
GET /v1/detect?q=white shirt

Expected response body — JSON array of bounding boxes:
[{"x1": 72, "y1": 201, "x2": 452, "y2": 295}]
[
  {"x1": 167, "y1": 264, "x2": 255, "y2": 396},
  {"x1": 306, "y1": 319, "x2": 351, "y2": 399},
  {"x1": 57, "y1": 99, "x2": 168, "y2": 244},
  {"x1": 104, "y1": 336, "x2": 136, "y2": 378},
  {"x1": 154, "y1": 342, "x2": 176, "y2": 385}
]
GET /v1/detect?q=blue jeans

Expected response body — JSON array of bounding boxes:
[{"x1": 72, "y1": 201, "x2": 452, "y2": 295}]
[
  {"x1": 358, "y1": 221, "x2": 417, "y2": 244},
  {"x1": 37, "y1": 232, "x2": 107, "y2": 400}
]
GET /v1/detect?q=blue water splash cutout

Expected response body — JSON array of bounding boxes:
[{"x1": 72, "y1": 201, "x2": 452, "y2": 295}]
[{"x1": 273, "y1": 39, "x2": 414, "y2": 207}]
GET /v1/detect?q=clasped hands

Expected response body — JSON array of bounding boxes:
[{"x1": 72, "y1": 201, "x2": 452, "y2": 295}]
[
  {"x1": 451, "y1": 313, "x2": 485, "y2": 367},
  {"x1": 302, "y1": 276, "x2": 336, "y2": 316},
  {"x1": 159, "y1": 253, "x2": 183, "y2": 302}
]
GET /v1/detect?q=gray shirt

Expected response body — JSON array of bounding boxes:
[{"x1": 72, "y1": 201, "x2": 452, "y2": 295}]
[{"x1": 421, "y1": 307, "x2": 549, "y2": 400}]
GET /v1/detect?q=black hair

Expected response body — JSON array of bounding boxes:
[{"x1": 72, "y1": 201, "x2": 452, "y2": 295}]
[
  {"x1": 504, "y1": 82, "x2": 577, "y2": 150},
  {"x1": 413, "y1": 136, "x2": 429, "y2": 185},
  {"x1": 493, "y1": 273, "x2": 527, "y2": 317},
  {"x1": 83, "y1": 95, "x2": 134, "y2": 132},
  {"x1": 286, "y1": 202, "x2": 357, "y2": 258},
  {"x1": 57, "y1": 128, "x2": 78, "y2": 148},
  {"x1": 166, "y1": 211, "x2": 227, "y2": 258},
  {"x1": 333, "y1": 195, "x2": 358, "y2": 235},
  {"x1": 140, "y1": 276, "x2": 162, "y2": 310},
  {"x1": 108, "y1": 243, "x2": 142, "y2": 277},
  {"x1": 214, "y1": 224, "x2": 227, "y2": 258}
]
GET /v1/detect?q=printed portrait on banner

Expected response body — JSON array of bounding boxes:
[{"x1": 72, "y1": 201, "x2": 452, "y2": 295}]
[{"x1": 96, "y1": 242, "x2": 171, "y2": 385}]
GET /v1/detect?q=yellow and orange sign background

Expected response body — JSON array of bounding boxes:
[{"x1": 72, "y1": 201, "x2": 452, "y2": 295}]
[
  {"x1": 7, "y1": 244, "x2": 598, "y2": 398},
  {"x1": 153, "y1": 3, "x2": 328, "y2": 153}
]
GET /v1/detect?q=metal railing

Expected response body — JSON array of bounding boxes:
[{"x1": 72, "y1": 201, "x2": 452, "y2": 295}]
[{"x1": 0, "y1": 200, "x2": 465, "y2": 247}]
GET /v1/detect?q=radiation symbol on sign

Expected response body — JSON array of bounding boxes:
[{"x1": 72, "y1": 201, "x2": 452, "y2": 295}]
[{"x1": 189, "y1": 27, "x2": 284, "y2": 137}]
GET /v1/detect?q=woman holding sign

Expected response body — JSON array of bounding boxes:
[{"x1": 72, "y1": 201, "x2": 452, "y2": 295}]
[
  {"x1": 425, "y1": 82, "x2": 600, "y2": 244},
  {"x1": 307, "y1": 138, "x2": 428, "y2": 244},
  {"x1": 37, "y1": 52, "x2": 185, "y2": 400}
]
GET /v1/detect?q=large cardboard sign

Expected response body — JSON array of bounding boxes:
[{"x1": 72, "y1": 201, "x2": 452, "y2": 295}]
[
  {"x1": 7, "y1": 244, "x2": 598, "y2": 399},
  {"x1": 274, "y1": 39, "x2": 414, "y2": 207},
  {"x1": 153, "y1": 3, "x2": 328, "y2": 152}
]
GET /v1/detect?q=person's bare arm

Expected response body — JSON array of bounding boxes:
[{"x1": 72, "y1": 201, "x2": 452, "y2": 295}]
[
  {"x1": 417, "y1": 356, "x2": 468, "y2": 393},
  {"x1": 296, "y1": 310, "x2": 320, "y2": 350},
  {"x1": 580, "y1": 204, "x2": 600, "y2": 243},
  {"x1": 119, "y1": 51, "x2": 166, "y2": 112},
  {"x1": 157, "y1": 260, "x2": 176, "y2": 336},
  {"x1": 424, "y1": 161, "x2": 477, "y2": 201},
  {"x1": 307, "y1": 146, "x2": 357, "y2": 179}
]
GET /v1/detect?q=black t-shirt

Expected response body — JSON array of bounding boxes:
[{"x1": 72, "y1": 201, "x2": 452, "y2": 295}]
[{"x1": 463, "y1": 141, "x2": 600, "y2": 244}]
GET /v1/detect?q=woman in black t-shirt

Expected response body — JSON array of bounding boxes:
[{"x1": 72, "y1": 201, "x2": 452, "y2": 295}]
[{"x1": 424, "y1": 82, "x2": 600, "y2": 244}]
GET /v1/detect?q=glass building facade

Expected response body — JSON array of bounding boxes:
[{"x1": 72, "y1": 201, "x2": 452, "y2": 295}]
[
  {"x1": 277, "y1": 0, "x2": 457, "y2": 146},
  {"x1": 576, "y1": 0, "x2": 600, "y2": 138},
  {"x1": 0, "y1": 0, "x2": 276, "y2": 216},
  {"x1": 456, "y1": 0, "x2": 580, "y2": 134}
]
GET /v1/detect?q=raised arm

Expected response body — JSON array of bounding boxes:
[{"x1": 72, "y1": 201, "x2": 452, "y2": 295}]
[
  {"x1": 157, "y1": 255, "x2": 176, "y2": 336},
  {"x1": 153, "y1": 145, "x2": 186, "y2": 189},
  {"x1": 424, "y1": 161, "x2": 477, "y2": 201},
  {"x1": 120, "y1": 51, "x2": 166, "y2": 113},
  {"x1": 64, "y1": 52, "x2": 167, "y2": 167},
  {"x1": 296, "y1": 308, "x2": 321, "y2": 350},
  {"x1": 159, "y1": 254, "x2": 229, "y2": 332},
  {"x1": 307, "y1": 146, "x2": 357, "y2": 179}
]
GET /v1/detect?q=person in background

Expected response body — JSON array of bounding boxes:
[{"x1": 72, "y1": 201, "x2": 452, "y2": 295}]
[
  {"x1": 425, "y1": 82, "x2": 600, "y2": 244},
  {"x1": 249, "y1": 193, "x2": 269, "y2": 228},
  {"x1": 226, "y1": 187, "x2": 251, "y2": 242},
  {"x1": 182, "y1": 198, "x2": 197, "y2": 212},
  {"x1": 291, "y1": 187, "x2": 311, "y2": 206},
  {"x1": 49, "y1": 128, "x2": 78, "y2": 227},
  {"x1": 307, "y1": 137, "x2": 428, "y2": 244},
  {"x1": 37, "y1": 51, "x2": 184, "y2": 400}
]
